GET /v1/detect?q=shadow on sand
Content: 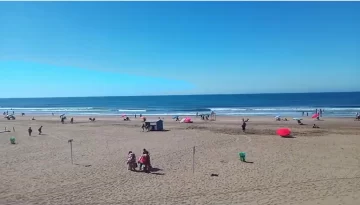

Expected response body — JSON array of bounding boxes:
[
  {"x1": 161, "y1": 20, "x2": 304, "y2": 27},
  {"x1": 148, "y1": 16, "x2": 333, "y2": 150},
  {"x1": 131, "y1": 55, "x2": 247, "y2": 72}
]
[{"x1": 281, "y1": 135, "x2": 296, "y2": 139}]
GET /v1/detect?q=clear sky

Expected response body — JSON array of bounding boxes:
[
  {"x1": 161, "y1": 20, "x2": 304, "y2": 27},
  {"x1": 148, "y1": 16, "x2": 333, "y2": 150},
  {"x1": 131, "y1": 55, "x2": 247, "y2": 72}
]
[{"x1": 0, "y1": 2, "x2": 359, "y2": 98}]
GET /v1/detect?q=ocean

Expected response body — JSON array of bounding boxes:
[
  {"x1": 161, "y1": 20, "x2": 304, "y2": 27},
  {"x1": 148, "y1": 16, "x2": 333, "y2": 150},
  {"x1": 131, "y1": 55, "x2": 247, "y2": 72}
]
[{"x1": 1, "y1": 92, "x2": 360, "y2": 117}]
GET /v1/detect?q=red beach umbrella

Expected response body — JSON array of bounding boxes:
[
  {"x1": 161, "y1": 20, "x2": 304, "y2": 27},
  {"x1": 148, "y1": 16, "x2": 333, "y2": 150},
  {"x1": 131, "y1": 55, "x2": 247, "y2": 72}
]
[
  {"x1": 312, "y1": 113, "x2": 319, "y2": 119},
  {"x1": 276, "y1": 128, "x2": 291, "y2": 137}
]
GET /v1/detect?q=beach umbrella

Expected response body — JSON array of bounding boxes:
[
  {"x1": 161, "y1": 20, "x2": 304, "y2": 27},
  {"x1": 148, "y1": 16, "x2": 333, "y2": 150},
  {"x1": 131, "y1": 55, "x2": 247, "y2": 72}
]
[
  {"x1": 276, "y1": 128, "x2": 291, "y2": 137},
  {"x1": 275, "y1": 115, "x2": 281, "y2": 118},
  {"x1": 121, "y1": 114, "x2": 127, "y2": 117},
  {"x1": 312, "y1": 113, "x2": 319, "y2": 119},
  {"x1": 172, "y1": 116, "x2": 179, "y2": 119},
  {"x1": 293, "y1": 118, "x2": 302, "y2": 120}
]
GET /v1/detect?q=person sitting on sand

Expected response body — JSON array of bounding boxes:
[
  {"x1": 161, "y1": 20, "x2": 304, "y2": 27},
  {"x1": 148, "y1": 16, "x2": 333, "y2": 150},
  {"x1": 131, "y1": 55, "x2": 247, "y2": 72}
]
[
  {"x1": 283, "y1": 118, "x2": 288, "y2": 121},
  {"x1": 38, "y1": 126, "x2": 43, "y2": 135},
  {"x1": 127, "y1": 151, "x2": 137, "y2": 171},
  {"x1": 28, "y1": 127, "x2": 32, "y2": 136},
  {"x1": 297, "y1": 120, "x2": 304, "y2": 125},
  {"x1": 313, "y1": 124, "x2": 319, "y2": 128},
  {"x1": 32, "y1": 117, "x2": 35, "y2": 120}
]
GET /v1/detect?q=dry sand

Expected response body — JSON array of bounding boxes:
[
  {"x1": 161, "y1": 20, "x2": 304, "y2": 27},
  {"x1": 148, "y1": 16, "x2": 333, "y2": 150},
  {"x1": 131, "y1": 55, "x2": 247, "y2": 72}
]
[{"x1": 1, "y1": 115, "x2": 360, "y2": 205}]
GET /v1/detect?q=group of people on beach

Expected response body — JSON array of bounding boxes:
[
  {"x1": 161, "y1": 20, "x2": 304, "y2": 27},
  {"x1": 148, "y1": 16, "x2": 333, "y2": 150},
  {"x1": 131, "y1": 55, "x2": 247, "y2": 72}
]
[
  {"x1": 3, "y1": 110, "x2": 15, "y2": 116},
  {"x1": 28, "y1": 126, "x2": 43, "y2": 136},
  {"x1": 127, "y1": 149, "x2": 152, "y2": 173},
  {"x1": 301, "y1": 109, "x2": 324, "y2": 117}
]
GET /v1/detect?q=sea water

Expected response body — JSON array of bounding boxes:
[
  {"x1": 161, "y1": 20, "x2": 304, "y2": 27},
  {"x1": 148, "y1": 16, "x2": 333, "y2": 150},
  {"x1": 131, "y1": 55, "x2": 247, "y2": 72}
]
[{"x1": 0, "y1": 92, "x2": 359, "y2": 117}]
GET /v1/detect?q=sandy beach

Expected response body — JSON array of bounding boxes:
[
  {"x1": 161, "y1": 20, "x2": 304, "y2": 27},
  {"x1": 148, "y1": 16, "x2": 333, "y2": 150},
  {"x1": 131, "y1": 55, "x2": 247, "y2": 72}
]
[{"x1": 1, "y1": 115, "x2": 360, "y2": 205}]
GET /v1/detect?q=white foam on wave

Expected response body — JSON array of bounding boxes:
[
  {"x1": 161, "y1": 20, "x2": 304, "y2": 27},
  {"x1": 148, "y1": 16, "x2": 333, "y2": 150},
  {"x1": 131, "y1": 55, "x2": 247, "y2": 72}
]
[
  {"x1": 209, "y1": 108, "x2": 247, "y2": 111},
  {"x1": 118, "y1": 109, "x2": 146, "y2": 112},
  {"x1": 0, "y1": 107, "x2": 100, "y2": 112},
  {"x1": 209, "y1": 107, "x2": 360, "y2": 112}
]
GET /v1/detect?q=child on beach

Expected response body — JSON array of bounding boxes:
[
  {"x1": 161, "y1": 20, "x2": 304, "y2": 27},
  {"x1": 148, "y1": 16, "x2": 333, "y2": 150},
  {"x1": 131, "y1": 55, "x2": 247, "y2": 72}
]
[{"x1": 127, "y1": 151, "x2": 137, "y2": 171}]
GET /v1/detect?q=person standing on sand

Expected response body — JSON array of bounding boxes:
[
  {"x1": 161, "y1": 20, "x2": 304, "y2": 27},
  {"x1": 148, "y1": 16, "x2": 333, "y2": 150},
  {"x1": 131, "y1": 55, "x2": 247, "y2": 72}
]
[
  {"x1": 28, "y1": 127, "x2": 32, "y2": 136},
  {"x1": 241, "y1": 119, "x2": 247, "y2": 132},
  {"x1": 141, "y1": 149, "x2": 151, "y2": 173},
  {"x1": 38, "y1": 126, "x2": 43, "y2": 135},
  {"x1": 307, "y1": 112, "x2": 309, "y2": 116}
]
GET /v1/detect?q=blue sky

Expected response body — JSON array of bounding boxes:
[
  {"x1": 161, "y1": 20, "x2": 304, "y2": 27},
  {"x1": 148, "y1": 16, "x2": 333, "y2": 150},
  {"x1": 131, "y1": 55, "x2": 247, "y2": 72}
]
[{"x1": 0, "y1": 2, "x2": 359, "y2": 98}]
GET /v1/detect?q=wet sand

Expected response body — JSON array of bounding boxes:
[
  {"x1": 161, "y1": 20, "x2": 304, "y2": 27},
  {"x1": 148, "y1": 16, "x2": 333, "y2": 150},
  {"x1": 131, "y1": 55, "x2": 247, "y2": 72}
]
[{"x1": 1, "y1": 115, "x2": 360, "y2": 205}]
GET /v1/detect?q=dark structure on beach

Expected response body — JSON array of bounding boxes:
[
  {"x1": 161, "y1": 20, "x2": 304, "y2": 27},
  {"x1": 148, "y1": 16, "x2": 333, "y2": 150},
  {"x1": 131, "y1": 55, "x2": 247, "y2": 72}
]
[{"x1": 145, "y1": 120, "x2": 163, "y2": 131}]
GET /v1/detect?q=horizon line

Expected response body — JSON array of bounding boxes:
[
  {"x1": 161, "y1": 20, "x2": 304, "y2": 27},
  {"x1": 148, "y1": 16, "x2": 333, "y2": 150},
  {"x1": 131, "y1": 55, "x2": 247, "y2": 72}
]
[{"x1": 1, "y1": 91, "x2": 359, "y2": 99}]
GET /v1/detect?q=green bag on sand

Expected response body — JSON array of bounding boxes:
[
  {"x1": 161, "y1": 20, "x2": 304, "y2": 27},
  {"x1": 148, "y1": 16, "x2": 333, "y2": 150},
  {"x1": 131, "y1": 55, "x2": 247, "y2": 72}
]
[
  {"x1": 239, "y1": 152, "x2": 246, "y2": 162},
  {"x1": 10, "y1": 137, "x2": 16, "y2": 144}
]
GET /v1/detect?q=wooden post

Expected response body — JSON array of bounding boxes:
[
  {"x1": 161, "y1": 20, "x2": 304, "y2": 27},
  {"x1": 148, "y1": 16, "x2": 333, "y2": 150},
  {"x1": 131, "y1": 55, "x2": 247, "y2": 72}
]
[
  {"x1": 68, "y1": 139, "x2": 73, "y2": 164},
  {"x1": 192, "y1": 146, "x2": 195, "y2": 174}
]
